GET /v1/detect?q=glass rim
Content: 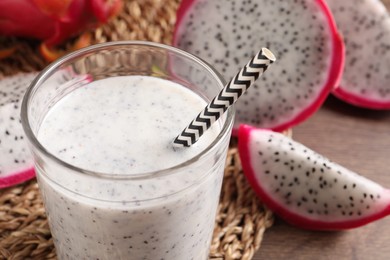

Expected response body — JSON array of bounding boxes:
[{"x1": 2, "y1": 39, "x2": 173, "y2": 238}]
[{"x1": 21, "y1": 40, "x2": 235, "y2": 181}]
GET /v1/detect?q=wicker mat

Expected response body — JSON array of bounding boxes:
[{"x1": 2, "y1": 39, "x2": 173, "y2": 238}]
[{"x1": 0, "y1": 1, "x2": 274, "y2": 259}]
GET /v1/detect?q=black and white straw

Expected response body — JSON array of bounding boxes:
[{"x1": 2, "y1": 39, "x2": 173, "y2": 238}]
[{"x1": 173, "y1": 48, "x2": 276, "y2": 147}]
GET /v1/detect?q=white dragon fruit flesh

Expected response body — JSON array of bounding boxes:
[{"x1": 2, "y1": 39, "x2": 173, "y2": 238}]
[
  {"x1": 327, "y1": 0, "x2": 390, "y2": 109},
  {"x1": 0, "y1": 73, "x2": 38, "y2": 188},
  {"x1": 174, "y1": 0, "x2": 344, "y2": 134},
  {"x1": 238, "y1": 125, "x2": 390, "y2": 230}
]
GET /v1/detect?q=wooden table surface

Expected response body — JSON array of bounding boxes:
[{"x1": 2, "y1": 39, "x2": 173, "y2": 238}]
[{"x1": 253, "y1": 95, "x2": 390, "y2": 260}]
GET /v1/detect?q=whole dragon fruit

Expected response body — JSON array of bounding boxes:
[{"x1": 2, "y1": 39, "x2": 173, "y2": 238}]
[{"x1": 0, "y1": 0, "x2": 122, "y2": 60}]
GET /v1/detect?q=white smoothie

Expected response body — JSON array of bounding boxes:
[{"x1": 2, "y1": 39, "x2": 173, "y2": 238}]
[{"x1": 36, "y1": 76, "x2": 227, "y2": 260}]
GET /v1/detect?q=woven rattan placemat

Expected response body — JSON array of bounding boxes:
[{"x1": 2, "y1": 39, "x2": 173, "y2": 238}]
[{"x1": 0, "y1": 1, "x2": 274, "y2": 259}]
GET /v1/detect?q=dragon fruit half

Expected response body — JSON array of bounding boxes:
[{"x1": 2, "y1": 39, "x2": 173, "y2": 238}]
[
  {"x1": 174, "y1": 0, "x2": 344, "y2": 134},
  {"x1": 327, "y1": 0, "x2": 390, "y2": 109},
  {"x1": 0, "y1": 73, "x2": 38, "y2": 188},
  {"x1": 238, "y1": 125, "x2": 390, "y2": 230},
  {"x1": 0, "y1": 69, "x2": 91, "y2": 188}
]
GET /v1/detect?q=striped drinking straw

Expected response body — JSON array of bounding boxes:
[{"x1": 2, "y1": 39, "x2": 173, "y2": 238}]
[{"x1": 173, "y1": 48, "x2": 276, "y2": 147}]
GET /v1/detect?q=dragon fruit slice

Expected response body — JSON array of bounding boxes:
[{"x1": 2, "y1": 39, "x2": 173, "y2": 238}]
[
  {"x1": 327, "y1": 0, "x2": 390, "y2": 109},
  {"x1": 238, "y1": 125, "x2": 390, "y2": 230},
  {"x1": 0, "y1": 73, "x2": 38, "y2": 188},
  {"x1": 173, "y1": 0, "x2": 344, "y2": 133}
]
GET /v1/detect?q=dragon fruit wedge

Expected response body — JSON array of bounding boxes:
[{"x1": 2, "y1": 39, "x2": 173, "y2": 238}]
[
  {"x1": 0, "y1": 73, "x2": 38, "y2": 188},
  {"x1": 174, "y1": 0, "x2": 344, "y2": 134},
  {"x1": 238, "y1": 125, "x2": 390, "y2": 230},
  {"x1": 327, "y1": 0, "x2": 390, "y2": 109}
]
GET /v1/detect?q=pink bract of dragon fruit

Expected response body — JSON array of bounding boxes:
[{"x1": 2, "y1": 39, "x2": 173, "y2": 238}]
[
  {"x1": 327, "y1": 0, "x2": 390, "y2": 109},
  {"x1": 0, "y1": 0, "x2": 122, "y2": 60},
  {"x1": 173, "y1": 0, "x2": 344, "y2": 134},
  {"x1": 238, "y1": 125, "x2": 390, "y2": 230}
]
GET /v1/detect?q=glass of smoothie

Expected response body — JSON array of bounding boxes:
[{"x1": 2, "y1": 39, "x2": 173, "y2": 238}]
[{"x1": 21, "y1": 41, "x2": 234, "y2": 259}]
